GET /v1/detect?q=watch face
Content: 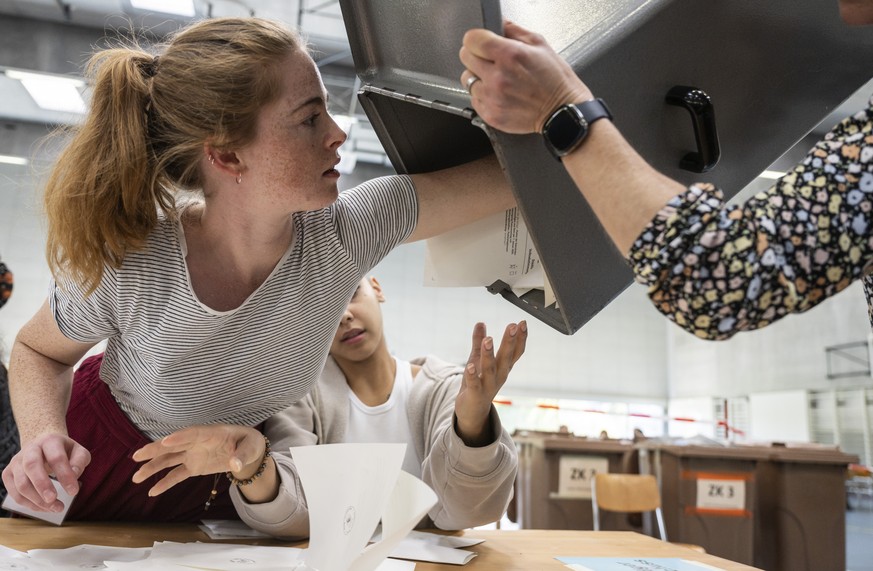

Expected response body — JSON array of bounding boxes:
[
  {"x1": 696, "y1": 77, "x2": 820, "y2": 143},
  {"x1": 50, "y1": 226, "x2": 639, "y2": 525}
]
[{"x1": 546, "y1": 106, "x2": 588, "y2": 153}]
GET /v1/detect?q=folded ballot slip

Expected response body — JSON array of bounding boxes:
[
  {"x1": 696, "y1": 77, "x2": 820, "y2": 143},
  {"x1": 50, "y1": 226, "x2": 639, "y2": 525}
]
[{"x1": 1, "y1": 478, "x2": 75, "y2": 525}]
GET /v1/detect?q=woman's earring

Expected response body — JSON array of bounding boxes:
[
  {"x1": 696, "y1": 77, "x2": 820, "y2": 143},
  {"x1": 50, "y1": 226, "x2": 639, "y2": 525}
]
[
  {"x1": 236, "y1": 173, "x2": 242, "y2": 185},
  {"x1": 208, "y1": 155, "x2": 215, "y2": 165}
]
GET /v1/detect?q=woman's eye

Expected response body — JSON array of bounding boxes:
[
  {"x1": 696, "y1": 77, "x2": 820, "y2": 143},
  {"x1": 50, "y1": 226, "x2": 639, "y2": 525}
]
[{"x1": 303, "y1": 113, "x2": 320, "y2": 126}]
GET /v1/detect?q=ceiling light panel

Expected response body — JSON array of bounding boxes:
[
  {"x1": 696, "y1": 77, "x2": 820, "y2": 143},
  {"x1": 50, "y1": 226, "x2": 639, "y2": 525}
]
[
  {"x1": 4, "y1": 70, "x2": 86, "y2": 114},
  {"x1": 128, "y1": 0, "x2": 196, "y2": 17}
]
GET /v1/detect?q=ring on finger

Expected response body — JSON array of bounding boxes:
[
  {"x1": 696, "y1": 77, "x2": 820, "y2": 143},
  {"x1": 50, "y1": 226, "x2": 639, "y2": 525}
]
[{"x1": 465, "y1": 74, "x2": 481, "y2": 94}]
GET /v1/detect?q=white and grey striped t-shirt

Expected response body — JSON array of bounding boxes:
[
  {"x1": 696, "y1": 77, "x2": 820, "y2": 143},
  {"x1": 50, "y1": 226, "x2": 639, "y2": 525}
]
[{"x1": 49, "y1": 175, "x2": 418, "y2": 440}]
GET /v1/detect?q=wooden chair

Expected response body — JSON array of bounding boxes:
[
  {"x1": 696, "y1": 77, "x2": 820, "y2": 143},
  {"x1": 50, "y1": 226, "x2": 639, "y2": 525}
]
[{"x1": 591, "y1": 473, "x2": 705, "y2": 553}]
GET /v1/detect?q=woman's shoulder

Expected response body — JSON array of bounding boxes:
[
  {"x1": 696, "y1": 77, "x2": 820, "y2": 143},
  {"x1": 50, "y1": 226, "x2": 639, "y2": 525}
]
[{"x1": 119, "y1": 203, "x2": 189, "y2": 269}]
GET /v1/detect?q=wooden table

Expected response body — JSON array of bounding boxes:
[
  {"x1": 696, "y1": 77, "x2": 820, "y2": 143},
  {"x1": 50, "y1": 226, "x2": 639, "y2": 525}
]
[{"x1": 0, "y1": 519, "x2": 762, "y2": 570}]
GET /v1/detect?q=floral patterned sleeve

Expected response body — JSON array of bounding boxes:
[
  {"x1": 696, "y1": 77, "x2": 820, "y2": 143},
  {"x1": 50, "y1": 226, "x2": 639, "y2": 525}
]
[{"x1": 627, "y1": 95, "x2": 873, "y2": 340}]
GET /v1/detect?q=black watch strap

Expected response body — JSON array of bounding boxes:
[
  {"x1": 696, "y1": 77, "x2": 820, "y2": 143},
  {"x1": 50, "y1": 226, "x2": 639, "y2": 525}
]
[{"x1": 542, "y1": 98, "x2": 613, "y2": 160}]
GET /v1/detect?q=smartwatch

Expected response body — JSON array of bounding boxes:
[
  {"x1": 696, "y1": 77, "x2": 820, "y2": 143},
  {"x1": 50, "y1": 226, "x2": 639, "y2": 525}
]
[{"x1": 541, "y1": 98, "x2": 613, "y2": 160}]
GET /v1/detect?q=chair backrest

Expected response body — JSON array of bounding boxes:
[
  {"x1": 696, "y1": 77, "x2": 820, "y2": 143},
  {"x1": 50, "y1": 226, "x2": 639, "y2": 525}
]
[{"x1": 591, "y1": 473, "x2": 667, "y2": 540}]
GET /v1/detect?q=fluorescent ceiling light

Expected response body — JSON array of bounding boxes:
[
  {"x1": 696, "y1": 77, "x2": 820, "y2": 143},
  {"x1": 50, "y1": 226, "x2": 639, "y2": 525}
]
[
  {"x1": 0, "y1": 155, "x2": 28, "y2": 166},
  {"x1": 5, "y1": 70, "x2": 86, "y2": 114},
  {"x1": 130, "y1": 0, "x2": 196, "y2": 17}
]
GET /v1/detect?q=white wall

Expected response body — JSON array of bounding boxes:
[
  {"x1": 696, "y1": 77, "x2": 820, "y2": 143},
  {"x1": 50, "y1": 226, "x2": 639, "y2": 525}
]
[
  {"x1": 669, "y1": 281, "x2": 870, "y2": 399},
  {"x1": 0, "y1": 161, "x2": 52, "y2": 362},
  {"x1": 748, "y1": 390, "x2": 811, "y2": 443},
  {"x1": 370, "y1": 240, "x2": 671, "y2": 402}
]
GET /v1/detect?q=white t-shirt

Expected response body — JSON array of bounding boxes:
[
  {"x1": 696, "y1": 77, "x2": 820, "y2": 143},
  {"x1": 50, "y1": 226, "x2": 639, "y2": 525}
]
[
  {"x1": 50, "y1": 176, "x2": 418, "y2": 440},
  {"x1": 342, "y1": 357, "x2": 422, "y2": 479}
]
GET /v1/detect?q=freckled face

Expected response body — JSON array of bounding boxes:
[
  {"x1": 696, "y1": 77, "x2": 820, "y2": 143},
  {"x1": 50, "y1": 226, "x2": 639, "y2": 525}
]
[
  {"x1": 838, "y1": 0, "x2": 873, "y2": 24},
  {"x1": 240, "y1": 49, "x2": 348, "y2": 213}
]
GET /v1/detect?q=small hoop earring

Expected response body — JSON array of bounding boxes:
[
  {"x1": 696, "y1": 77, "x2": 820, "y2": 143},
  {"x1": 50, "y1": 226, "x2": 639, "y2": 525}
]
[
  {"x1": 236, "y1": 173, "x2": 242, "y2": 185},
  {"x1": 208, "y1": 155, "x2": 215, "y2": 165}
]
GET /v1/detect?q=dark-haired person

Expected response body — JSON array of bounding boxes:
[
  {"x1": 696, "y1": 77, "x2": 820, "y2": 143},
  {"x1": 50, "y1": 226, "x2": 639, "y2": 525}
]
[
  {"x1": 3, "y1": 17, "x2": 515, "y2": 522},
  {"x1": 0, "y1": 258, "x2": 15, "y2": 515}
]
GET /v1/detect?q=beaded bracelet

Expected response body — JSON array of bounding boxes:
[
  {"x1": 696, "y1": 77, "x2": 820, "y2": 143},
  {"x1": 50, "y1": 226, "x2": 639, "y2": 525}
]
[{"x1": 226, "y1": 436, "x2": 272, "y2": 487}]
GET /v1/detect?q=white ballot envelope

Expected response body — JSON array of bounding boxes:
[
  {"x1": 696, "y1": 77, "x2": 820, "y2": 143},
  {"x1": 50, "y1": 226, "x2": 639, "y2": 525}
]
[
  {"x1": 291, "y1": 443, "x2": 437, "y2": 571},
  {"x1": 424, "y1": 207, "x2": 558, "y2": 308},
  {"x1": 424, "y1": 208, "x2": 544, "y2": 291},
  {"x1": 1, "y1": 478, "x2": 74, "y2": 525}
]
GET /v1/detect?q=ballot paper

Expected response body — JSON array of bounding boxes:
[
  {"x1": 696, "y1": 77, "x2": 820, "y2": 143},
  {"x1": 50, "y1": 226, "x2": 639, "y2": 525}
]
[
  {"x1": 424, "y1": 208, "x2": 543, "y2": 291},
  {"x1": 106, "y1": 541, "x2": 302, "y2": 570},
  {"x1": 291, "y1": 443, "x2": 437, "y2": 571},
  {"x1": 0, "y1": 541, "x2": 411, "y2": 571},
  {"x1": 556, "y1": 557, "x2": 723, "y2": 571},
  {"x1": 198, "y1": 519, "x2": 271, "y2": 539},
  {"x1": 28, "y1": 544, "x2": 152, "y2": 568},
  {"x1": 1, "y1": 478, "x2": 74, "y2": 525},
  {"x1": 371, "y1": 530, "x2": 484, "y2": 565},
  {"x1": 0, "y1": 544, "x2": 25, "y2": 558}
]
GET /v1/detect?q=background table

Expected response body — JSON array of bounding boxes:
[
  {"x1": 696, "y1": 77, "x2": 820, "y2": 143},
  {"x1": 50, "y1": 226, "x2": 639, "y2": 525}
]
[{"x1": 0, "y1": 519, "x2": 762, "y2": 570}]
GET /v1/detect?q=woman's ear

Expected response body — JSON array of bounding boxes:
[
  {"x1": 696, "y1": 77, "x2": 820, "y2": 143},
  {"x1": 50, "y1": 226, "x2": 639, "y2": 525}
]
[{"x1": 204, "y1": 144, "x2": 244, "y2": 179}]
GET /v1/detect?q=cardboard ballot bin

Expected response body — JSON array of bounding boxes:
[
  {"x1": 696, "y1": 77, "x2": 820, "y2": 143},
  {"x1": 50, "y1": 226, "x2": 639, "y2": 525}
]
[
  {"x1": 657, "y1": 446, "x2": 765, "y2": 566},
  {"x1": 654, "y1": 444, "x2": 857, "y2": 570},
  {"x1": 513, "y1": 432, "x2": 637, "y2": 530},
  {"x1": 754, "y1": 445, "x2": 857, "y2": 571}
]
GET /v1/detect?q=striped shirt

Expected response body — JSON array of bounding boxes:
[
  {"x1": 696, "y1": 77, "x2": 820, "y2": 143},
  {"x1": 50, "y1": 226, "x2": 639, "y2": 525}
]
[{"x1": 49, "y1": 176, "x2": 418, "y2": 440}]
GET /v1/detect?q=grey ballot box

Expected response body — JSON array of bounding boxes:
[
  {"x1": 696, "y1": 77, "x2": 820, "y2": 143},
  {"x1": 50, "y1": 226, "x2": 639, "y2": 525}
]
[{"x1": 338, "y1": 0, "x2": 873, "y2": 334}]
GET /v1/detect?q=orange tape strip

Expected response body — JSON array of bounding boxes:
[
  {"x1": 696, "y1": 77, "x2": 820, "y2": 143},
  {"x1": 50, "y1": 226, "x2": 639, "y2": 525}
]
[
  {"x1": 681, "y1": 470, "x2": 754, "y2": 481},
  {"x1": 685, "y1": 507, "x2": 752, "y2": 518}
]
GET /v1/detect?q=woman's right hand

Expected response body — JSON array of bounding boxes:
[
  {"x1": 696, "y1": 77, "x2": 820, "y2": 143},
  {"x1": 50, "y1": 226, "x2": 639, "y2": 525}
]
[
  {"x1": 1, "y1": 433, "x2": 91, "y2": 512},
  {"x1": 460, "y1": 21, "x2": 592, "y2": 134}
]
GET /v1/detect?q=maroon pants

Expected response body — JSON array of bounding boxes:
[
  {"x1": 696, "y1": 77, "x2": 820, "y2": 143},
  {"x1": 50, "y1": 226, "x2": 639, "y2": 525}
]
[{"x1": 65, "y1": 355, "x2": 239, "y2": 521}]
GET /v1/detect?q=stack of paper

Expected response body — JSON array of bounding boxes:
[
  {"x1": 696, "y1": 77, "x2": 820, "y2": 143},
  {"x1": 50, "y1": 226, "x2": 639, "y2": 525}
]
[
  {"x1": 0, "y1": 542, "x2": 415, "y2": 571},
  {"x1": 382, "y1": 530, "x2": 483, "y2": 565}
]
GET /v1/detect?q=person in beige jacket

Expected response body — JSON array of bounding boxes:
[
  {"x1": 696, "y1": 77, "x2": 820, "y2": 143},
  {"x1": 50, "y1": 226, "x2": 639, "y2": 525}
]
[{"x1": 133, "y1": 277, "x2": 527, "y2": 539}]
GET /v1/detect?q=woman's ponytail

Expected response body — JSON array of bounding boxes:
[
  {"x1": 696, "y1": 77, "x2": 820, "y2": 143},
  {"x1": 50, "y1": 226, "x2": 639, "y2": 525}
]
[{"x1": 44, "y1": 48, "x2": 172, "y2": 293}]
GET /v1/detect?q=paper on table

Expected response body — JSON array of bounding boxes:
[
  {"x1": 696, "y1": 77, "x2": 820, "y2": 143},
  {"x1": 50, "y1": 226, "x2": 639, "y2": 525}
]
[
  {"x1": 291, "y1": 443, "x2": 403, "y2": 571},
  {"x1": 27, "y1": 544, "x2": 151, "y2": 568},
  {"x1": 105, "y1": 541, "x2": 303, "y2": 570},
  {"x1": 199, "y1": 519, "x2": 271, "y2": 539},
  {"x1": 0, "y1": 557, "x2": 49, "y2": 570},
  {"x1": 387, "y1": 538, "x2": 476, "y2": 566},
  {"x1": 423, "y1": 208, "x2": 543, "y2": 294},
  {"x1": 373, "y1": 559, "x2": 415, "y2": 571},
  {"x1": 0, "y1": 544, "x2": 26, "y2": 558},
  {"x1": 556, "y1": 557, "x2": 723, "y2": 571},
  {"x1": 369, "y1": 530, "x2": 483, "y2": 566},
  {"x1": 291, "y1": 443, "x2": 436, "y2": 571},
  {"x1": 373, "y1": 530, "x2": 484, "y2": 550},
  {"x1": 1, "y1": 478, "x2": 74, "y2": 525},
  {"x1": 350, "y1": 470, "x2": 437, "y2": 571}
]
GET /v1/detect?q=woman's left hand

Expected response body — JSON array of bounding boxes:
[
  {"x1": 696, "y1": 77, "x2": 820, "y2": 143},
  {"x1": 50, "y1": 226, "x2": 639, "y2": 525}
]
[{"x1": 131, "y1": 425, "x2": 266, "y2": 496}]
